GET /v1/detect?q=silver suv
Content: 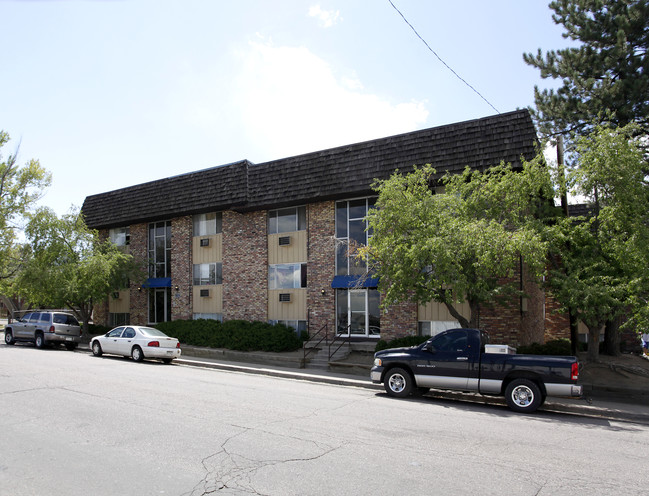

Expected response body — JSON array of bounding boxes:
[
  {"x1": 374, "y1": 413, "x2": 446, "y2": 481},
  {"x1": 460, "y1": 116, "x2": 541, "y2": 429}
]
[{"x1": 4, "y1": 311, "x2": 82, "y2": 350}]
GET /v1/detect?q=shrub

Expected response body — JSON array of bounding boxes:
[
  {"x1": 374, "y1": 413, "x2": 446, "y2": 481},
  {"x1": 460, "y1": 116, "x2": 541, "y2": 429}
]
[
  {"x1": 154, "y1": 319, "x2": 303, "y2": 352},
  {"x1": 87, "y1": 323, "x2": 111, "y2": 336},
  {"x1": 517, "y1": 338, "x2": 572, "y2": 355},
  {"x1": 375, "y1": 335, "x2": 429, "y2": 352}
]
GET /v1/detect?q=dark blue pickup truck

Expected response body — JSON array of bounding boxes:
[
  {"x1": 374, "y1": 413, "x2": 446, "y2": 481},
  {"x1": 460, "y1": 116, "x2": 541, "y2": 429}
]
[{"x1": 371, "y1": 328, "x2": 582, "y2": 413}]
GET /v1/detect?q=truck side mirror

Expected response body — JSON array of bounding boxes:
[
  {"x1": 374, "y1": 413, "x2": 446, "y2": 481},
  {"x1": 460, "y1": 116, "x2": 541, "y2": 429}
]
[{"x1": 423, "y1": 342, "x2": 436, "y2": 353}]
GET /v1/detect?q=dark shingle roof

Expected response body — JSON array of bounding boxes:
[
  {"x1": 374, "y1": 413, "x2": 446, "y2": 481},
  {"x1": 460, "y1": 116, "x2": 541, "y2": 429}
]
[{"x1": 82, "y1": 109, "x2": 537, "y2": 229}]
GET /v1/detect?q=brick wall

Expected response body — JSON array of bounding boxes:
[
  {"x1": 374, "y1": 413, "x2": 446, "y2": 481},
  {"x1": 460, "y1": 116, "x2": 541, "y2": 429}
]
[
  {"x1": 306, "y1": 202, "x2": 336, "y2": 336},
  {"x1": 543, "y1": 291, "x2": 570, "y2": 341},
  {"x1": 381, "y1": 299, "x2": 418, "y2": 342},
  {"x1": 171, "y1": 216, "x2": 192, "y2": 320},
  {"x1": 128, "y1": 222, "x2": 149, "y2": 325},
  {"x1": 222, "y1": 210, "x2": 268, "y2": 321}
]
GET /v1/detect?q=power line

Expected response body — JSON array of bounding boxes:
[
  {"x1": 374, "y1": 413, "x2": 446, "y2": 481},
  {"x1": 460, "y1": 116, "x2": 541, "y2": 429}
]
[{"x1": 387, "y1": 0, "x2": 500, "y2": 114}]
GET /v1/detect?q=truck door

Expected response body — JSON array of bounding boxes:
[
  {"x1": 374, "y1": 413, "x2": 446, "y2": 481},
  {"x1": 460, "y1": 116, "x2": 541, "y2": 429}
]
[{"x1": 414, "y1": 329, "x2": 471, "y2": 390}]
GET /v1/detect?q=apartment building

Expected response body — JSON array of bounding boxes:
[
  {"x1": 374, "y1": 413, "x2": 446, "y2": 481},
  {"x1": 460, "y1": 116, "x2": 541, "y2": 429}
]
[{"x1": 82, "y1": 109, "x2": 561, "y2": 344}]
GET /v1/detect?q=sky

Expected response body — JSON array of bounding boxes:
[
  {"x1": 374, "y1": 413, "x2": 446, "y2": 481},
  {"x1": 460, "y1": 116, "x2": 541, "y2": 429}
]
[{"x1": 1, "y1": 0, "x2": 572, "y2": 217}]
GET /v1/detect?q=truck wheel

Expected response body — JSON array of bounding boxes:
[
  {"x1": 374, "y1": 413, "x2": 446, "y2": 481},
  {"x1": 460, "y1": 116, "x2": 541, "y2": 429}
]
[
  {"x1": 505, "y1": 379, "x2": 542, "y2": 413},
  {"x1": 384, "y1": 368, "x2": 414, "y2": 398},
  {"x1": 4, "y1": 330, "x2": 15, "y2": 345},
  {"x1": 35, "y1": 333, "x2": 45, "y2": 349}
]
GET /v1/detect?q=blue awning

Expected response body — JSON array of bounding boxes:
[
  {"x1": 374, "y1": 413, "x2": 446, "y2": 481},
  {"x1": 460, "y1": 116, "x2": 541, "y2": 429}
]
[
  {"x1": 142, "y1": 277, "x2": 172, "y2": 288},
  {"x1": 331, "y1": 274, "x2": 379, "y2": 289}
]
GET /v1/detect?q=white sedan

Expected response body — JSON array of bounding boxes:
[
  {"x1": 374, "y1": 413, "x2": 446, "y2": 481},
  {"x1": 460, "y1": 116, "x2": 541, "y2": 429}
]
[{"x1": 90, "y1": 326, "x2": 181, "y2": 363}]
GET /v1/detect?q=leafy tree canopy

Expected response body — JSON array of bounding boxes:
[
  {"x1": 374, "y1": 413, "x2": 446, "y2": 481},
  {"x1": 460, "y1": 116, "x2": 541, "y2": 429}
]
[
  {"x1": 0, "y1": 131, "x2": 51, "y2": 284},
  {"x1": 361, "y1": 160, "x2": 551, "y2": 329},
  {"x1": 524, "y1": 0, "x2": 649, "y2": 143},
  {"x1": 15, "y1": 207, "x2": 141, "y2": 331}
]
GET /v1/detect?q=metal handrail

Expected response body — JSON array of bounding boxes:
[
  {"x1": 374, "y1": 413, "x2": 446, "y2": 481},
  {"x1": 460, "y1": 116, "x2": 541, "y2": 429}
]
[
  {"x1": 329, "y1": 325, "x2": 352, "y2": 360},
  {"x1": 303, "y1": 322, "x2": 328, "y2": 367}
]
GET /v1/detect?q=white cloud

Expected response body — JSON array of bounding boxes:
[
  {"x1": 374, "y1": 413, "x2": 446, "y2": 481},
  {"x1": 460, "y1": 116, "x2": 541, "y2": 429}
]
[
  {"x1": 308, "y1": 5, "x2": 341, "y2": 28},
  {"x1": 234, "y1": 41, "x2": 429, "y2": 161}
]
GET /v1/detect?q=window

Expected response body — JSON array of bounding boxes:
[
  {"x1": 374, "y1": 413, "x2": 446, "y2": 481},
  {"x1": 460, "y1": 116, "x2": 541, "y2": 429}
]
[
  {"x1": 193, "y1": 263, "x2": 223, "y2": 285},
  {"x1": 193, "y1": 313, "x2": 223, "y2": 322},
  {"x1": 109, "y1": 227, "x2": 130, "y2": 246},
  {"x1": 193, "y1": 212, "x2": 222, "y2": 236},
  {"x1": 269, "y1": 319, "x2": 307, "y2": 336},
  {"x1": 428, "y1": 329, "x2": 468, "y2": 352},
  {"x1": 109, "y1": 313, "x2": 130, "y2": 326},
  {"x1": 418, "y1": 321, "x2": 460, "y2": 337},
  {"x1": 268, "y1": 206, "x2": 306, "y2": 234},
  {"x1": 335, "y1": 198, "x2": 376, "y2": 275},
  {"x1": 269, "y1": 263, "x2": 307, "y2": 289},
  {"x1": 148, "y1": 221, "x2": 171, "y2": 278}
]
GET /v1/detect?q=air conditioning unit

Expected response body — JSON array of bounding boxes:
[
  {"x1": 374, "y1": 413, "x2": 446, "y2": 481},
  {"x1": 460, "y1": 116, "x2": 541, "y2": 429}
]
[
  {"x1": 200, "y1": 238, "x2": 210, "y2": 247},
  {"x1": 200, "y1": 289, "x2": 210, "y2": 297},
  {"x1": 278, "y1": 236, "x2": 291, "y2": 246},
  {"x1": 279, "y1": 293, "x2": 291, "y2": 302}
]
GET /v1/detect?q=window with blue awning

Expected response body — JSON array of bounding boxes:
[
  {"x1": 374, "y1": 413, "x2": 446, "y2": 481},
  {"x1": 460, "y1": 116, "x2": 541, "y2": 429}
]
[
  {"x1": 331, "y1": 274, "x2": 379, "y2": 289},
  {"x1": 142, "y1": 277, "x2": 172, "y2": 288}
]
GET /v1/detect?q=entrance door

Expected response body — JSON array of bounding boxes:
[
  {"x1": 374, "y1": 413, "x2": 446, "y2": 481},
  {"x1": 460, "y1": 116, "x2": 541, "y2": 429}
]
[
  {"x1": 336, "y1": 289, "x2": 380, "y2": 337},
  {"x1": 149, "y1": 288, "x2": 171, "y2": 323}
]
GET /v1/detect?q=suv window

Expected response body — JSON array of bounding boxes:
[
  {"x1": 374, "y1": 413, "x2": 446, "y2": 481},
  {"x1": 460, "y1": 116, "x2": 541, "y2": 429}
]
[
  {"x1": 39, "y1": 313, "x2": 51, "y2": 323},
  {"x1": 53, "y1": 313, "x2": 79, "y2": 326},
  {"x1": 21, "y1": 313, "x2": 33, "y2": 322},
  {"x1": 29, "y1": 313, "x2": 41, "y2": 323}
]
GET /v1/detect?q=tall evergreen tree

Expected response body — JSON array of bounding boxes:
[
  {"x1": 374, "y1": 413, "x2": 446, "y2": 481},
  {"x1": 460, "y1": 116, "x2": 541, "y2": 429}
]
[{"x1": 524, "y1": 0, "x2": 649, "y2": 142}]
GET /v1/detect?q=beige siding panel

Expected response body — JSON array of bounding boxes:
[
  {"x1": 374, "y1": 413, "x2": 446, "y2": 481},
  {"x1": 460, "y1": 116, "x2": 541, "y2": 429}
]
[
  {"x1": 193, "y1": 285, "x2": 223, "y2": 314},
  {"x1": 418, "y1": 300, "x2": 470, "y2": 322},
  {"x1": 108, "y1": 290, "x2": 130, "y2": 313},
  {"x1": 192, "y1": 233, "x2": 222, "y2": 263},
  {"x1": 268, "y1": 289, "x2": 307, "y2": 320},
  {"x1": 268, "y1": 231, "x2": 307, "y2": 264}
]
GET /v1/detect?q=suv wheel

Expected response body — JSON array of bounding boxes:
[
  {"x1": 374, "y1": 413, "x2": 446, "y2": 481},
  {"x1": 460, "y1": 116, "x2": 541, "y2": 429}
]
[
  {"x1": 35, "y1": 333, "x2": 45, "y2": 349},
  {"x1": 4, "y1": 330, "x2": 15, "y2": 345}
]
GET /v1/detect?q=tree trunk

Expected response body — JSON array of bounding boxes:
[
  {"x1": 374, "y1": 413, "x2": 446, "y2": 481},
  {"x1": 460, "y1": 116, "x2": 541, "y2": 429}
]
[
  {"x1": 603, "y1": 316, "x2": 622, "y2": 356},
  {"x1": 586, "y1": 323, "x2": 603, "y2": 361},
  {"x1": 443, "y1": 300, "x2": 470, "y2": 329},
  {"x1": 569, "y1": 310, "x2": 579, "y2": 356}
]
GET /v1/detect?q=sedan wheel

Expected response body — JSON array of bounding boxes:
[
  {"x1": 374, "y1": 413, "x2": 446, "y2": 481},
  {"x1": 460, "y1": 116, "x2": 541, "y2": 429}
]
[
  {"x1": 91, "y1": 341, "x2": 103, "y2": 357},
  {"x1": 131, "y1": 346, "x2": 144, "y2": 362}
]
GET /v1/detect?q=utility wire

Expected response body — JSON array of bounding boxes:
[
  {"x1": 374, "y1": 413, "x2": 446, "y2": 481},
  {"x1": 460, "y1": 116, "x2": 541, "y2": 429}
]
[{"x1": 387, "y1": 0, "x2": 500, "y2": 114}]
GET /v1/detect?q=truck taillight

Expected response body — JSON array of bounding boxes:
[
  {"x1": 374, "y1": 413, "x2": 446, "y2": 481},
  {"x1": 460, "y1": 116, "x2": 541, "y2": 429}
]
[
  {"x1": 147, "y1": 341, "x2": 160, "y2": 347},
  {"x1": 47, "y1": 326, "x2": 55, "y2": 333},
  {"x1": 571, "y1": 362, "x2": 579, "y2": 381}
]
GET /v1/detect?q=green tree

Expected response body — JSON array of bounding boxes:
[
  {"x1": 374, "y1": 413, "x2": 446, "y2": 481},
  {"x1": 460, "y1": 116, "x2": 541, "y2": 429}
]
[
  {"x1": 524, "y1": 0, "x2": 649, "y2": 142},
  {"x1": 15, "y1": 207, "x2": 141, "y2": 333},
  {"x1": 361, "y1": 162, "x2": 550, "y2": 329},
  {"x1": 547, "y1": 124, "x2": 649, "y2": 359},
  {"x1": 0, "y1": 131, "x2": 51, "y2": 285}
]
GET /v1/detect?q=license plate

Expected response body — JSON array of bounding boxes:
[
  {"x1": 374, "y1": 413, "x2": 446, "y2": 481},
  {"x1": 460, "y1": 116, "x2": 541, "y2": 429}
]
[
  {"x1": 66, "y1": 337, "x2": 73, "y2": 341},
  {"x1": 167, "y1": 350, "x2": 173, "y2": 355}
]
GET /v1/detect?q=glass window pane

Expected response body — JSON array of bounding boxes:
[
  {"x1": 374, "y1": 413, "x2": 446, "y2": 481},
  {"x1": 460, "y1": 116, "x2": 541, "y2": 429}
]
[
  {"x1": 268, "y1": 211, "x2": 278, "y2": 234},
  {"x1": 335, "y1": 202, "x2": 347, "y2": 238},
  {"x1": 349, "y1": 199, "x2": 367, "y2": 219},
  {"x1": 336, "y1": 240, "x2": 348, "y2": 276},
  {"x1": 297, "y1": 206, "x2": 306, "y2": 231},
  {"x1": 277, "y1": 208, "x2": 297, "y2": 233},
  {"x1": 336, "y1": 289, "x2": 348, "y2": 333}
]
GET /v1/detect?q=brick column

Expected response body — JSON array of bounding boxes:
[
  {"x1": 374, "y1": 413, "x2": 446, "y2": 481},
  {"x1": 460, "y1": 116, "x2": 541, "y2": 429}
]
[
  {"x1": 222, "y1": 210, "x2": 268, "y2": 321},
  {"x1": 129, "y1": 222, "x2": 149, "y2": 325},
  {"x1": 307, "y1": 202, "x2": 336, "y2": 336},
  {"x1": 171, "y1": 216, "x2": 192, "y2": 320}
]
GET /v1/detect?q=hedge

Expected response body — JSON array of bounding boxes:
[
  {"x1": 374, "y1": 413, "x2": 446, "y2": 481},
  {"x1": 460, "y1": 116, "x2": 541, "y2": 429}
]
[{"x1": 154, "y1": 319, "x2": 304, "y2": 352}]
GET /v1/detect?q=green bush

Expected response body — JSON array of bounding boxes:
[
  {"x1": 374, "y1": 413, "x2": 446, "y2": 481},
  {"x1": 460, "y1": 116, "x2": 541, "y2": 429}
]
[
  {"x1": 517, "y1": 338, "x2": 572, "y2": 355},
  {"x1": 375, "y1": 335, "x2": 429, "y2": 352},
  {"x1": 87, "y1": 323, "x2": 111, "y2": 335},
  {"x1": 154, "y1": 319, "x2": 303, "y2": 352}
]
